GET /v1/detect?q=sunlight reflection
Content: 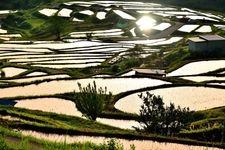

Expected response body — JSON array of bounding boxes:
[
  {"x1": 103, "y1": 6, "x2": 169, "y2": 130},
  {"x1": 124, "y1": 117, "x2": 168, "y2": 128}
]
[{"x1": 136, "y1": 16, "x2": 156, "y2": 31}]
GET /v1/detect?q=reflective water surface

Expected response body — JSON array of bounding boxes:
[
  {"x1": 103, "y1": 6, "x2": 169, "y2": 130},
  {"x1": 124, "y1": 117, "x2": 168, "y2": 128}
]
[
  {"x1": 20, "y1": 130, "x2": 222, "y2": 150},
  {"x1": 115, "y1": 87, "x2": 225, "y2": 114},
  {"x1": 0, "y1": 78, "x2": 168, "y2": 98}
]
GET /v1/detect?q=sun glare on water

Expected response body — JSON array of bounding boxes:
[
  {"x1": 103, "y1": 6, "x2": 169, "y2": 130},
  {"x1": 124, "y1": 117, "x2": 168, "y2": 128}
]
[{"x1": 136, "y1": 16, "x2": 156, "y2": 31}]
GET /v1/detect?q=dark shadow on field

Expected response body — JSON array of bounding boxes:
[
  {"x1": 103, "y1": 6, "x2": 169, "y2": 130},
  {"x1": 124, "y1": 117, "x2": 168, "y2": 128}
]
[{"x1": 0, "y1": 100, "x2": 17, "y2": 106}]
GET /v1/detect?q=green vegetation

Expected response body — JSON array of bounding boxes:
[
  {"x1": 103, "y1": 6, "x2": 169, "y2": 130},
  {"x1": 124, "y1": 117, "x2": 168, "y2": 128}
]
[
  {"x1": 0, "y1": 96, "x2": 224, "y2": 149},
  {"x1": 0, "y1": 0, "x2": 52, "y2": 10},
  {"x1": 179, "y1": 107, "x2": 225, "y2": 143},
  {"x1": 1, "y1": 0, "x2": 225, "y2": 14},
  {"x1": 2, "y1": 9, "x2": 77, "y2": 40},
  {"x1": 152, "y1": 0, "x2": 225, "y2": 13},
  {"x1": 137, "y1": 92, "x2": 193, "y2": 135},
  {"x1": 0, "y1": 126, "x2": 126, "y2": 150},
  {"x1": 47, "y1": 15, "x2": 72, "y2": 40},
  {"x1": 0, "y1": 106, "x2": 224, "y2": 149},
  {"x1": 143, "y1": 40, "x2": 225, "y2": 73},
  {"x1": 1, "y1": 0, "x2": 115, "y2": 40},
  {"x1": 73, "y1": 81, "x2": 112, "y2": 121}
]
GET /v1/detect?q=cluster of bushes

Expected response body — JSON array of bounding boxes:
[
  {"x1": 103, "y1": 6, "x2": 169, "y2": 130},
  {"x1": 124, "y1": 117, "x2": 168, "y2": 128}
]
[
  {"x1": 136, "y1": 92, "x2": 193, "y2": 136},
  {"x1": 2, "y1": 14, "x2": 31, "y2": 30},
  {"x1": 179, "y1": 126, "x2": 225, "y2": 142}
]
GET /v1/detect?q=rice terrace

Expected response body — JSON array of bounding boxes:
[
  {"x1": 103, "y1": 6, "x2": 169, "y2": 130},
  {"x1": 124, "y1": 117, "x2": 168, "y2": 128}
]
[{"x1": 0, "y1": 0, "x2": 225, "y2": 149}]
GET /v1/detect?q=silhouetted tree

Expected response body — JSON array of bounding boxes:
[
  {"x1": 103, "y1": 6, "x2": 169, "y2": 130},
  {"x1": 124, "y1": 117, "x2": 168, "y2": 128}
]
[
  {"x1": 137, "y1": 92, "x2": 193, "y2": 135},
  {"x1": 138, "y1": 92, "x2": 165, "y2": 134},
  {"x1": 0, "y1": 70, "x2": 5, "y2": 79}
]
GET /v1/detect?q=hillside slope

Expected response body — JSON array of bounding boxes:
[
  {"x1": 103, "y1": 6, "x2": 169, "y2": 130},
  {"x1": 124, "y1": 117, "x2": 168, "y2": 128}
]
[
  {"x1": 0, "y1": 0, "x2": 52, "y2": 10},
  {"x1": 152, "y1": 0, "x2": 225, "y2": 13},
  {"x1": 1, "y1": 0, "x2": 225, "y2": 13}
]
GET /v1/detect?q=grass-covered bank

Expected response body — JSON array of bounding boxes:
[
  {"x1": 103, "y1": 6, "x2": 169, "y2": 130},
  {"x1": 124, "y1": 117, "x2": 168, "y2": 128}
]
[
  {"x1": 0, "y1": 106, "x2": 225, "y2": 149},
  {"x1": 143, "y1": 39, "x2": 225, "y2": 73},
  {"x1": 0, "y1": 125, "x2": 127, "y2": 150}
]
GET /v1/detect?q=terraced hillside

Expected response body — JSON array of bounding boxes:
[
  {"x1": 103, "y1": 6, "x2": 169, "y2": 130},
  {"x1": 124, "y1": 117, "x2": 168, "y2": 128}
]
[{"x1": 0, "y1": 1, "x2": 225, "y2": 149}]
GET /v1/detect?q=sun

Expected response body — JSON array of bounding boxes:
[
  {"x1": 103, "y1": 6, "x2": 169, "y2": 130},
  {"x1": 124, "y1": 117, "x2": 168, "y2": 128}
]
[{"x1": 136, "y1": 16, "x2": 156, "y2": 31}]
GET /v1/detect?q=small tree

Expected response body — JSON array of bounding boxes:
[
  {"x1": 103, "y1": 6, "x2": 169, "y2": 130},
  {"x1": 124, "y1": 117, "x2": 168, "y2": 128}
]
[
  {"x1": 138, "y1": 92, "x2": 193, "y2": 135},
  {"x1": 74, "y1": 81, "x2": 112, "y2": 121},
  {"x1": 138, "y1": 92, "x2": 165, "y2": 134},
  {"x1": 48, "y1": 15, "x2": 69, "y2": 40}
]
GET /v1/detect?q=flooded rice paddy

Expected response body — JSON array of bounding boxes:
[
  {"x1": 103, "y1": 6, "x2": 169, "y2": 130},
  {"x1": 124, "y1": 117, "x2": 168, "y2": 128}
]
[
  {"x1": 15, "y1": 97, "x2": 139, "y2": 129},
  {"x1": 0, "y1": 29, "x2": 7, "y2": 34},
  {"x1": 181, "y1": 76, "x2": 225, "y2": 82},
  {"x1": 38, "y1": 8, "x2": 58, "y2": 16},
  {"x1": 1, "y1": 67, "x2": 27, "y2": 77},
  {"x1": 20, "y1": 130, "x2": 222, "y2": 150},
  {"x1": 0, "y1": 10, "x2": 17, "y2": 15},
  {"x1": 115, "y1": 87, "x2": 225, "y2": 114},
  {"x1": 96, "y1": 118, "x2": 140, "y2": 130},
  {"x1": 0, "y1": 41, "x2": 133, "y2": 68},
  {"x1": 178, "y1": 25, "x2": 200, "y2": 33},
  {"x1": 15, "y1": 98, "x2": 82, "y2": 117},
  {"x1": 26, "y1": 71, "x2": 47, "y2": 77},
  {"x1": 1, "y1": 74, "x2": 70, "y2": 83},
  {"x1": 58, "y1": 8, "x2": 73, "y2": 17},
  {"x1": 32, "y1": 63, "x2": 102, "y2": 68},
  {"x1": 167, "y1": 60, "x2": 225, "y2": 76},
  {"x1": 34, "y1": 0, "x2": 224, "y2": 41},
  {"x1": 79, "y1": 10, "x2": 94, "y2": 16},
  {"x1": 195, "y1": 25, "x2": 212, "y2": 33},
  {"x1": 0, "y1": 78, "x2": 168, "y2": 98}
]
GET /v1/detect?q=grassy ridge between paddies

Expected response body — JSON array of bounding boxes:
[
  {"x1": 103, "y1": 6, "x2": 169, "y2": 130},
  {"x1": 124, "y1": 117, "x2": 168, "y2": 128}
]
[
  {"x1": 179, "y1": 106, "x2": 225, "y2": 143},
  {"x1": 0, "y1": 106, "x2": 225, "y2": 149},
  {"x1": 0, "y1": 125, "x2": 126, "y2": 150}
]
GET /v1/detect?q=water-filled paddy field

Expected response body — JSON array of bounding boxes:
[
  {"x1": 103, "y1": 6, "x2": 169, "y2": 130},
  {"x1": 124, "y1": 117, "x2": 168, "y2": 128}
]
[
  {"x1": 115, "y1": 86, "x2": 225, "y2": 114},
  {"x1": 20, "y1": 130, "x2": 222, "y2": 150},
  {"x1": 0, "y1": 78, "x2": 169, "y2": 97}
]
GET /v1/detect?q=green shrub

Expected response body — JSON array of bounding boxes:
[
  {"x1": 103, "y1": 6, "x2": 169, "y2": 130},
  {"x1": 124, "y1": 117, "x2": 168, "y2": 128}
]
[
  {"x1": 74, "y1": 81, "x2": 112, "y2": 121},
  {"x1": 101, "y1": 139, "x2": 123, "y2": 150},
  {"x1": 120, "y1": 57, "x2": 142, "y2": 70},
  {"x1": 111, "y1": 65, "x2": 120, "y2": 73},
  {"x1": 3, "y1": 14, "x2": 24, "y2": 27}
]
